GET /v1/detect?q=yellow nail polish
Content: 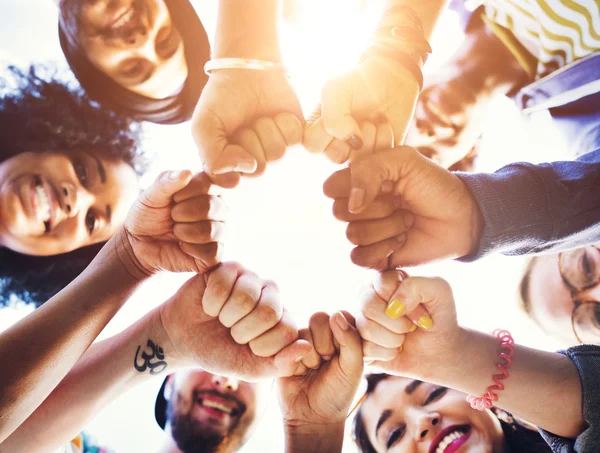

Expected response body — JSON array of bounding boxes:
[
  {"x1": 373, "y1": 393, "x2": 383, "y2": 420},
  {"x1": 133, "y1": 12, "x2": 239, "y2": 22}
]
[
  {"x1": 409, "y1": 324, "x2": 417, "y2": 333},
  {"x1": 398, "y1": 345, "x2": 403, "y2": 353},
  {"x1": 385, "y1": 299, "x2": 405, "y2": 319},
  {"x1": 417, "y1": 315, "x2": 433, "y2": 330}
]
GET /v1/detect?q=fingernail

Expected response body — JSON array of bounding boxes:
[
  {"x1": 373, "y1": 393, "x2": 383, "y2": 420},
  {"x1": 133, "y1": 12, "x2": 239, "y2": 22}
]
[
  {"x1": 349, "y1": 188, "x2": 366, "y2": 212},
  {"x1": 404, "y1": 212, "x2": 415, "y2": 228},
  {"x1": 169, "y1": 170, "x2": 184, "y2": 180},
  {"x1": 417, "y1": 315, "x2": 433, "y2": 330},
  {"x1": 235, "y1": 160, "x2": 255, "y2": 173},
  {"x1": 385, "y1": 299, "x2": 405, "y2": 319},
  {"x1": 409, "y1": 323, "x2": 417, "y2": 333},
  {"x1": 322, "y1": 355, "x2": 333, "y2": 361},
  {"x1": 295, "y1": 355, "x2": 306, "y2": 363},
  {"x1": 398, "y1": 345, "x2": 403, "y2": 353},
  {"x1": 335, "y1": 311, "x2": 349, "y2": 331},
  {"x1": 346, "y1": 135, "x2": 363, "y2": 150},
  {"x1": 381, "y1": 180, "x2": 394, "y2": 193},
  {"x1": 396, "y1": 234, "x2": 406, "y2": 243}
]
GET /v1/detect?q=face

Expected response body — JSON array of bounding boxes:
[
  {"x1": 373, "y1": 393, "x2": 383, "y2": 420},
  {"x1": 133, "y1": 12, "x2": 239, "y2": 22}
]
[
  {"x1": 61, "y1": 0, "x2": 187, "y2": 99},
  {"x1": 0, "y1": 149, "x2": 138, "y2": 256},
  {"x1": 359, "y1": 377, "x2": 505, "y2": 453},
  {"x1": 528, "y1": 245, "x2": 600, "y2": 345},
  {"x1": 164, "y1": 370, "x2": 268, "y2": 453}
]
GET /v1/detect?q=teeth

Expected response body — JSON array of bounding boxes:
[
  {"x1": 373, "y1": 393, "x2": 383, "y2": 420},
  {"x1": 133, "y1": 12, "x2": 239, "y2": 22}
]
[
  {"x1": 111, "y1": 8, "x2": 134, "y2": 29},
  {"x1": 200, "y1": 399, "x2": 233, "y2": 414},
  {"x1": 35, "y1": 185, "x2": 51, "y2": 222},
  {"x1": 435, "y1": 429, "x2": 465, "y2": 453}
]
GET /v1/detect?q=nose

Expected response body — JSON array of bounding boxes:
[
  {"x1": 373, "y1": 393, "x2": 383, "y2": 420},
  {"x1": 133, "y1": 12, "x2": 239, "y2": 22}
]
[
  {"x1": 211, "y1": 375, "x2": 239, "y2": 393},
  {"x1": 412, "y1": 412, "x2": 441, "y2": 442},
  {"x1": 123, "y1": 23, "x2": 149, "y2": 47},
  {"x1": 60, "y1": 182, "x2": 93, "y2": 218}
]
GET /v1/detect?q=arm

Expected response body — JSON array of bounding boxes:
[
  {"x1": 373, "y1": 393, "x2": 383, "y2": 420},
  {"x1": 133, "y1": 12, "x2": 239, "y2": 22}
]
[
  {"x1": 0, "y1": 234, "x2": 142, "y2": 443},
  {"x1": 359, "y1": 273, "x2": 586, "y2": 440},
  {"x1": 0, "y1": 305, "x2": 172, "y2": 453},
  {"x1": 0, "y1": 171, "x2": 224, "y2": 443},
  {"x1": 2, "y1": 264, "x2": 311, "y2": 452},
  {"x1": 457, "y1": 148, "x2": 600, "y2": 260},
  {"x1": 213, "y1": 0, "x2": 282, "y2": 61},
  {"x1": 284, "y1": 424, "x2": 345, "y2": 453}
]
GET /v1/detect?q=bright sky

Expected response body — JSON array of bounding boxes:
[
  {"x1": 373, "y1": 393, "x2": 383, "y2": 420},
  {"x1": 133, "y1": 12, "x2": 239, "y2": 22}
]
[{"x1": 0, "y1": 1, "x2": 572, "y2": 452}]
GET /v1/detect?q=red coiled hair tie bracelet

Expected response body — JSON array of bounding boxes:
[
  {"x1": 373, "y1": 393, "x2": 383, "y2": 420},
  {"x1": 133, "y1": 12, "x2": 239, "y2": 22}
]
[{"x1": 466, "y1": 329, "x2": 515, "y2": 411}]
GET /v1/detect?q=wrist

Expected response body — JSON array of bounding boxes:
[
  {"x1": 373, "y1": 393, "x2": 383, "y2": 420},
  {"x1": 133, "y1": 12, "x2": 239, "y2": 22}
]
[
  {"x1": 111, "y1": 228, "x2": 152, "y2": 282},
  {"x1": 284, "y1": 421, "x2": 345, "y2": 453}
]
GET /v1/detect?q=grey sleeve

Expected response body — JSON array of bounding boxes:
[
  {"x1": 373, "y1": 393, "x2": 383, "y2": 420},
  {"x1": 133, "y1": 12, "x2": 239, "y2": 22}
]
[{"x1": 538, "y1": 345, "x2": 600, "y2": 452}]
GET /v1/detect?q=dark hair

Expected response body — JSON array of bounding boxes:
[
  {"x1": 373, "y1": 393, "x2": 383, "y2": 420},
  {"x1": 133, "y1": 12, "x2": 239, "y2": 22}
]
[
  {"x1": 58, "y1": 0, "x2": 210, "y2": 124},
  {"x1": 0, "y1": 63, "x2": 147, "y2": 308},
  {"x1": 352, "y1": 374, "x2": 552, "y2": 453}
]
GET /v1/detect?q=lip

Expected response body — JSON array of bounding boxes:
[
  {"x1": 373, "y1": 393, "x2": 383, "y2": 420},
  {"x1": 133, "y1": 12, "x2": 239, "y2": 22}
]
[
  {"x1": 194, "y1": 391, "x2": 245, "y2": 424},
  {"x1": 428, "y1": 424, "x2": 471, "y2": 453},
  {"x1": 32, "y1": 175, "x2": 61, "y2": 233}
]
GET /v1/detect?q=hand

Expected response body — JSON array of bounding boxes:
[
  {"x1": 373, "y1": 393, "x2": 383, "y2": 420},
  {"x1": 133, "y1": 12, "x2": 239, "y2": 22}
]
[
  {"x1": 303, "y1": 57, "x2": 419, "y2": 164},
  {"x1": 159, "y1": 262, "x2": 311, "y2": 381},
  {"x1": 116, "y1": 171, "x2": 227, "y2": 278},
  {"x1": 358, "y1": 271, "x2": 463, "y2": 379},
  {"x1": 323, "y1": 147, "x2": 483, "y2": 268},
  {"x1": 192, "y1": 70, "x2": 303, "y2": 177},
  {"x1": 278, "y1": 311, "x2": 363, "y2": 429}
]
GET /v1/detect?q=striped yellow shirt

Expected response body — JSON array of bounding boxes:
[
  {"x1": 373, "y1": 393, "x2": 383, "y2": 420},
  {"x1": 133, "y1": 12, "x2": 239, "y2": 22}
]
[{"x1": 478, "y1": 0, "x2": 600, "y2": 79}]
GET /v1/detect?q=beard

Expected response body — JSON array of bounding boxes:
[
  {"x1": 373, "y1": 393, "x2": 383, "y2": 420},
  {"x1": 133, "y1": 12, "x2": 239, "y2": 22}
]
[{"x1": 169, "y1": 410, "x2": 225, "y2": 453}]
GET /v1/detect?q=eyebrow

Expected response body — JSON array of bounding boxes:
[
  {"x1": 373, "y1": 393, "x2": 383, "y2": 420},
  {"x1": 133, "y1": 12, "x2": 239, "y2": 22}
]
[
  {"x1": 376, "y1": 409, "x2": 392, "y2": 438},
  {"x1": 91, "y1": 154, "x2": 107, "y2": 184},
  {"x1": 405, "y1": 380, "x2": 423, "y2": 395}
]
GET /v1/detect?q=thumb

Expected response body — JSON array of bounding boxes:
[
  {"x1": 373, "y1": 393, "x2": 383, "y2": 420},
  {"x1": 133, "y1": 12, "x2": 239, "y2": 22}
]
[
  {"x1": 348, "y1": 147, "x2": 407, "y2": 213},
  {"x1": 192, "y1": 112, "x2": 257, "y2": 174},
  {"x1": 139, "y1": 170, "x2": 193, "y2": 209},
  {"x1": 330, "y1": 312, "x2": 363, "y2": 379},
  {"x1": 273, "y1": 340, "x2": 313, "y2": 377},
  {"x1": 321, "y1": 77, "x2": 363, "y2": 149}
]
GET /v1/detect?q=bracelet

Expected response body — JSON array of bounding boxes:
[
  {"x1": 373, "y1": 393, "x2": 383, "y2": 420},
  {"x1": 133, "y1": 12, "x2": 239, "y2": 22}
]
[
  {"x1": 360, "y1": 46, "x2": 424, "y2": 91},
  {"x1": 466, "y1": 329, "x2": 515, "y2": 411},
  {"x1": 203, "y1": 58, "x2": 287, "y2": 76}
]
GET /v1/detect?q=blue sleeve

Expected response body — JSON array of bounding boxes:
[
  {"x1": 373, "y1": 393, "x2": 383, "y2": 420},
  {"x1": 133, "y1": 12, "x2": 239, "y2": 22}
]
[
  {"x1": 538, "y1": 345, "x2": 600, "y2": 453},
  {"x1": 455, "y1": 149, "x2": 600, "y2": 261}
]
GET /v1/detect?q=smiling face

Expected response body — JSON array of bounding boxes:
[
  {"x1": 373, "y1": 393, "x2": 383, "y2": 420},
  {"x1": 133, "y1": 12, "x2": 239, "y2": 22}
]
[
  {"x1": 0, "y1": 149, "x2": 138, "y2": 256},
  {"x1": 357, "y1": 377, "x2": 505, "y2": 453},
  {"x1": 164, "y1": 370, "x2": 267, "y2": 453},
  {"x1": 60, "y1": 0, "x2": 187, "y2": 99},
  {"x1": 526, "y1": 245, "x2": 600, "y2": 345}
]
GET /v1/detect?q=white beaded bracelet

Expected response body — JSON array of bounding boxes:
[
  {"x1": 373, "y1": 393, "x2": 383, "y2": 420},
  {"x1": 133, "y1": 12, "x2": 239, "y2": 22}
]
[{"x1": 203, "y1": 58, "x2": 287, "y2": 76}]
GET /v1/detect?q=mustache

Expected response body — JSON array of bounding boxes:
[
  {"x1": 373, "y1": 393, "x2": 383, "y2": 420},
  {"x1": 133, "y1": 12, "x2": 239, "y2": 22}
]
[{"x1": 193, "y1": 389, "x2": 247, "y2": 417}]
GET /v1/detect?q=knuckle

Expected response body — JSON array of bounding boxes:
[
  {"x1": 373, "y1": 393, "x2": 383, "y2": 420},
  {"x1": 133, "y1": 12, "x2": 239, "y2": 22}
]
[
  {"x1": 255, "y1": 303, "x2": 281, "y2": 325},
  {"x1": 238, "y1": 293, "x2": 258, "y2": 314}
]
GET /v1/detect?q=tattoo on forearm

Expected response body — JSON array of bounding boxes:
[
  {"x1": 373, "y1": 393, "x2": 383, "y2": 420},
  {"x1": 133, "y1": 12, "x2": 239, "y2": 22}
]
[{"x1": 134, "y1": 339, "x2": 168, "y2": 375}]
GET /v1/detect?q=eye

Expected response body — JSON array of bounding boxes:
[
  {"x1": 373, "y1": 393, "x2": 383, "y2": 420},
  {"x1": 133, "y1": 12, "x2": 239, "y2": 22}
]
[
  {"x1": 73, "y1": 159, "x2": 89, "y2": 188},
  {"x1": 85, "y1": 210, "x2": 98, "y2": 236},
  {"x1": 424, "y1": 386, "x2": 448, "y2": 405},
  {"x1": 386, "y1": 426, "x2": 405, "y2": 449},
  {"x1": 581, "y1": 251, "x2": 597, "y2": 284}
]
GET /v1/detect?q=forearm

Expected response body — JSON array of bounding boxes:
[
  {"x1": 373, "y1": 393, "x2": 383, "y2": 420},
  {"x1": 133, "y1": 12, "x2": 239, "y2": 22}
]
[
  {"x1": 1, "y1": 305, "x2": 180, "y2": 453},
  {"x1": 457, "y1": 149, "x2": 600, "y2": 260},
  {"x1": 213, "y1": 0, "x2": 282, "y2": 61},
  {"x1": 383, "y1": 0, "x2": 449, "y2": 40},
  {"x1": 424, "y1": 328, "x2": 585, "y2": 438},
  {"x1": 0, "y1": 233, "x2": 143, "y2": 442},
  {"x1": 284, "y1": 423, "x2": 345, "y2": 453}
]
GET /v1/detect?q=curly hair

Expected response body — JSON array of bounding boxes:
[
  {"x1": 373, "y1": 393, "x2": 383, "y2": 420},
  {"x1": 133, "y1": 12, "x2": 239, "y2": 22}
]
[
  {"x1": 352, "y1": 374, "x2": 553, "y2": 453},
  {"x1": 0, "y1": 63, "x2": 147, "y2": 308}
]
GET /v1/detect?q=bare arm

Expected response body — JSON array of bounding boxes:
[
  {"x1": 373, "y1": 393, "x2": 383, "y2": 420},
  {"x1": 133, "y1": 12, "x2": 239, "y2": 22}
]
[
  {"x1": 433, "y1": 328, "x2": 585, "y2": 439},
  {"x1": 0, "y1": 304, "x2": 175, "y2": 453},
  {"x1": 284, "y1": 424, "x2": 345, "y2": 453},
  {"x1": 0, "y1": 233, "x2": 143, "y2": 443},
  {"x1": 213, "y1": 0, "x2": 282, "y2": 61}
]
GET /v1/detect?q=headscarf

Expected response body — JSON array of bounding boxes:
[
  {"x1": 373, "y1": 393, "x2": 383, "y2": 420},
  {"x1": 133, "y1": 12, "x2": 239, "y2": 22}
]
[{"x1": 58, "y1": 0, "x2": 210, "y2": 124}]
